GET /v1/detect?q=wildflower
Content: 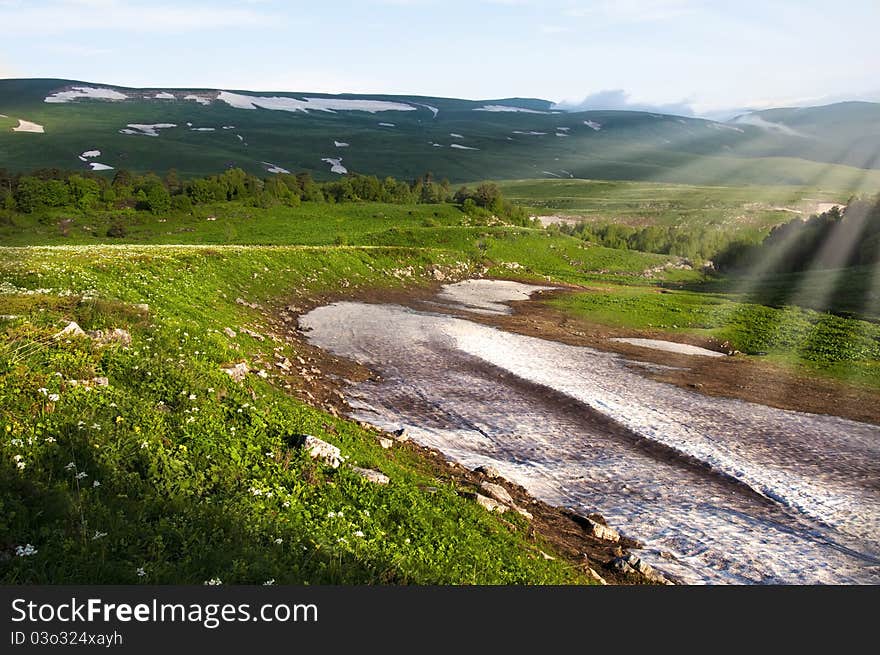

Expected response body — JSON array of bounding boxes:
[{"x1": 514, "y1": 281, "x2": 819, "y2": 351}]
[
  {"x1": 17, "y1": 461, "x2": 26, "y2": 470},
  {"x1": 48, "y1": 394, "x2": 60, "y2": 402},
  {"x1": 140, "y1": 441, "x2": 149, "y2": 449},
  {"x1": 38, "y1": 388, "x2": 48, "y2": 395},
  {"x1": 65, "y1": 462, "x2": 76, "y2": 470},
  {"x1": 203, "y1": 578, "x2": 222, "y2": 586},
  {"x1": 273, "y1": 538, "x2": 283, "y2": 545},
  {"x1": 265, "y1": 451, "x2": 273, "y2": 458},
  {"x1": 45, "y1": 436, "x2": 56, "y2": 443},
  {"x1": 207, "y1": 388, "x2": 214, "y2": 393},
  {"x1": 92, "y1": 480, "x2": 101, "y2": 488},
  {"x1": 115, "y1": 416, "x2": 123, "y2": 424},
  {"x1": 282, "y1": 501, "x2": 290, "y2": 508},
  {"x1": 263, "y1": 579, "x2": 275, "y2": 586},
  {"x1": 327, "y1": 511, "x2": 337, "y2": 518},
  {"x1": 136, "y1": 567, "x2": 146, "y2": 577},
  {"x1": 188, "y1": 394, "x2": 196, "y2": 401},
  {"x1": 11, "y1": 438, "x2": 23, "y2": 446},
  {"x1": 75, "y1": 471, "x2": 88, "y2": 480},
  {"x1": 249, "y1": 487, "x2": 262, "y2": 496},
  {"x1": 91, "y1": 423, "x2": 101, "y2": 430},
  {"x1": 91, "y1": 530, "x2": 107, "y2": 540},
  {"x1": 16, "y1": 544, "x2": 38, "y2": 557},
  {"x1": 354, "y1": 531, "x2": 365, "y2": 538}
]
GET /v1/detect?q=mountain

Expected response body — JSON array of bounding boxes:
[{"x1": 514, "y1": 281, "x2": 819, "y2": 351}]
[{"x1": 1, "y1": 78, "x2": 879, "y2": 189}]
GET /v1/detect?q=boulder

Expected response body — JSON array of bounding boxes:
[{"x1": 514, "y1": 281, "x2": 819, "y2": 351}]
[
  {"x1": 474, "y1": 464, "x2": 500, "y2": 478},
  {"x1": 620, "y1": 554, "x2": 673, "y2": 585},
  {"x1": 583, "y1": 516, "x2": 620, "y2": 543},
  {"x1": 351, "y1": 466, "x2": 390, "y2": 485},
  {"x1": 223, "y1": 327, "x2": 237, "y2": 338},
  {"x1": 294, "y1": 434, "x2": 342, "y2": 468},
  {"x1": 87, "y1": 328, "x2": 131, "y2": 346},
  {"x1": 586, "y1": 568, "x2": 608, "y2": 585},
  {"x1": 55, "y1": 321, "x2": 86, "y2": 338},
  {"x1": 222, "y1": 362, "x2": 249, "y2": 382},
  {"x1": 378, "y1": 437, "x2": 393, "y2": 449},
  {"x1": 475, "y1": 493, "x2": 508, "y2": 514},
  {"x1": 391, "y1": 427, "x2": 409, "y2": 442},
  {"x1": 480, "y1": 481, "x2": 514, "y2": 506},
  {"x1": 611, "y1": 558, "x2": 636, "y2": 575}
]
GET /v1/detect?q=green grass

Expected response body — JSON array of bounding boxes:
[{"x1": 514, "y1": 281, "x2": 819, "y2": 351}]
[
  {"x1": 0, "y1": 244, "x2": 591, "y2": 584},
  {"x1": 550, "y1": 285, "x2": 880, "y2": 388}
]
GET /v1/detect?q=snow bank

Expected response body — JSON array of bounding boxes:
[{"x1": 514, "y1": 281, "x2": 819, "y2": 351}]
[
  {"x1": 45, "y1": 86, "x2": 128, "y2": 103},
  {"x1": 321, "y1": 157, "x2": 348, "y2": 174},
  {"x1": 610, "y1": 338, "x2": 726, "y2": 358},
  {"x1": 154, "y1": 92, "x2": 175, "y2": 100},
  {"x1": 475, "y1": 105, "x2": 549, "y2": 114},
  {"x1": 88, "y1": 162, "x2": 114, "y2": 171},
  {"x1": 450, "y1": 143, "x2": 479, "y2": 150},
  {"x1": 449, "y1": 133, "x2": 464, "y2": 139},
  {"x1": 217, "y1": 90, "x2": 416, "y2": 114},
  {"x1": 378, "y1": 122, "x2": 395, "y2": 127},
  {"x1": 12, "y1": 119, "x2": 44, "y2": 133},
  {"x1": 436, "y1": 279, "x2": 554, "y2": 315}
]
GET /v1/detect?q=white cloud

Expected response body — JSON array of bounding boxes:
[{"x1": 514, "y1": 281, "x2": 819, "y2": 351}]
[
  {"x1": 0, "y1": 0, "x2": 277, "y2": 35},
  {"x1": 555, "y1": 88, "x2": 695, "y2": 116}
]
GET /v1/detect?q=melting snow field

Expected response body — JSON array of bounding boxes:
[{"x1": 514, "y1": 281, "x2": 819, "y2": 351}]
[
  {"x1": 300, "y1": 280, "x2": 880, "y2": 585},
  {"x1": 45, "y1": 86, "x2": 128, "y2": 103},
  {"x1": 12, "y1": 119, "x2": 44, "y2": 133},
  {"x1": 218, "y1": 90, "x2": 416, "y2": 114},
  {"x1": 475, "y1": 104, "x2": 550, "y2": 114},
  {"x1": 120, "y1": 123, "x2": 176, "y2": 137}
]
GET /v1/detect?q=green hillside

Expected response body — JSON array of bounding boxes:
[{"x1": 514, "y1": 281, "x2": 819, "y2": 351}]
[{"x1": 2, "y1": 78, "x2": 878, "y2": 188}]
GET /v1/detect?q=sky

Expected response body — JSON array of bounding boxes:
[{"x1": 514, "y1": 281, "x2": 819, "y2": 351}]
[{"x1": 0, "y1": 0, "x2": 878, "y2": 117}]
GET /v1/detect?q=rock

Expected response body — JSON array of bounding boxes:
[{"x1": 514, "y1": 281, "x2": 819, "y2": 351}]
[
  {"x1": 391, "y1": 427, "x2": 409, "y2": 442},
  {"x1": 611, "y1": 558, "x2": 636, "y2": 575},
  {"x1": 431, "y1": 268, "x2": 446, "y2": 281},
  {"x1": 55, "y1": 321, "x2": 86, "y2": 338},
  {"x1": 87, "y1": 328, "x2": 131, "y2": 346},
  {"x1": 378, "y1": 437, "x2": 393, "y2": 449},
  {"x1": 294, "y1": 434, "x2": 343, "y2": 468},
  {"x1": 134, "y1": 303, "x2": 150, "y2": 312},
  {"x1": 223, "y1": 327, "x2": 237, "y2": 338},
  {"x1": 222, "y1": 362, "x2": 249, "y2": 382},
  {"x1": 475, "y1": 493, "x2": 508, "y2": 514},
  {"x1": 586, "y1": 568, "x2": 608, "y2": 585},
  {"x1": 620, "y1": 554, "x2": 673, "y2": 585},
  {"x1": 351, "y1": 466, "x2": 390, "y2": 485},
  {"x1": 275, "y1": 357, "x2": 292, "y2": 371},
  {"x1": 539, "y1": 550, "x2": 556, "y2": 560},
  {"x1": 480, "y1": 481, "x2": 514, "y2": 506},
  {"x1": 256, "y1": 369, "x2": 269, "y2": 379},
  {"x1": 91, "y1": 376, "x2": 109, "y2": 387},
  {"x1": 583, "y1": 517, "x2": 620, "y2": 543},
  {"x1": 474, "y1": 464, "x2": 500, "y2": 478},
  {"x1": 240, "y1": 327, "x2": 265, "y2": 341}
]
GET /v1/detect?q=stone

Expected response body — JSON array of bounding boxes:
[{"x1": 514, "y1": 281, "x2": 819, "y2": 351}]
[
  {"x1": 275, "y1": 357, "x2": 292, "y2": 371},
  {"x1": 295, "y1": 434, "x2": 343, "y2": 468},
  {"x1": 514, "y1": 506, "x2": 533, "y2": 521},
  {"x1": 431, "y1": 268, "x2": 446, "y2": 281},
  {"x1": 223, "y1": 327, "x2": 237, "y2": 338},
  {"x1": 586, "y1": 568, "x2": 608, "y2": 585},
  {"x1": 378, "y1": 437, "x2": 393, "y2": 449},
  {"x1": 91, "y1": 376, "x2": 109, "y2": 386},
  {"x1": 222, "y1": 362, "x2": 249, "y2": 382},
  {"x1": 480, "y1": 481, "x2": 514, "y2": 506},
  {"x1": 583, "y1": 516, "x2": 620, "y2": 543},
  {"x1": 474, "y1": 464, "x2": 501, "y2": 478},
  {"x1": 391, "y1": 427, "x2": 409, "y2": 442},
  {"x1": 611, "y1": 558, "x2": 636, "y2": 575},
  {"x1": 87, "y1": 328, "x2": 131, "y2": 346},
  {"x1": 351, "y1": 466, "x2": 390, "y2": 485},
  {"x1": 475, "y1": 493, "x2": 508, "y2": 514},
  {"x1": 55, "y1": 321, "x2": 86, "y2": 338},
  {"x1": 240, "y1": 327, "x2": 265, "y2": 341},
  {"x1": 621, "y1": 554, "x2": 673, "y2": 585}
]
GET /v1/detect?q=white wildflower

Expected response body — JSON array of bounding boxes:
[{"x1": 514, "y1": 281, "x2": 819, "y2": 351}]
[
  {"x1": 38, "y1": 388, "x2": 48, "y2": 395},
  {"x1": 16, "y1": 544, "x2": 38, "y2": 557},
  {"x1": 48, "y1": 393, "x2": 60, "y2": 402},
  {"x1": 263, "y1": 579, "x2": 275, "y2": 586},
  {"x1": 203, "y1": 578, "x2": 222, "y2": 586},
  {"x1": 354, "y1": 530, "x2": 365, "y2": 538},
  {"x1": 75, "y1": 471, "x2": 88, "y2": 480},
  {"x1": 92, "y1": 480, "x2": 101, "y2": 488},
  {"x1": 65, "y1": 461, "x2": 76, "y2": 470},
  {"x1": 92, "y1": 530, "x2": 107, "y2": 540},
  {"x1": 136, "y1": 567, "x2": 146, "y2": 577},
  {"x1": 273, "y1": 538, "x2": 283, "y2": 545}
]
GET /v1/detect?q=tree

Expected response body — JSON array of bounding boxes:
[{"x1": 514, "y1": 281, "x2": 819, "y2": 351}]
[{"x1": 146, "y1": 184, "x2": 171, "y2": 214}]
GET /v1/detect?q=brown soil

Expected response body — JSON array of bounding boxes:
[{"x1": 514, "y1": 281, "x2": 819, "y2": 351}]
[{"x1": 242, "y1": 278, "x2": 879, "y2": 585}]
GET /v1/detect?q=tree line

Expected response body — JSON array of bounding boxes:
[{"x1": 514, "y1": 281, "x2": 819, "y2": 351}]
[
  {"x1": 714, "y1": 195, "x2": 880, "y2": 272},
  {"x1": 0, "y1": 167, "x2": 529, "y2": 225}
]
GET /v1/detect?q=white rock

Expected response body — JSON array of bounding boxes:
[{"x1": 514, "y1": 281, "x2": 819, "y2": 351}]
[
  {"x1": 480, "y1": 481, "x2": 514, "y2": 505},
  {"x1": 584, "y1": 517, "x2": 620, "y2": 543},
  {"x1": 378, "y1": 437, "x2": 393, "y2": 449},
  {"x1": 223, "y1": 327, "x2": 237, "y2": 338},
  {"x1": 299, "y1": 435, "x2": 342, "y2": 468},
  {"x1": 222, "y1": 362, "x2": 249, "y2": 382},
  {"x1": 55, "y1": 321, "x2": 86, "y2": 338},
  {"x1": 475, "y1": 493, "x2": 508, "y2": 514},
  {"x1": 351, "y1": 466, "x2": 390, "y2": 485}
]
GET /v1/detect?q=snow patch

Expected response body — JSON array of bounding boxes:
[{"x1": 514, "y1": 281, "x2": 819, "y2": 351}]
[
  {"x1": 583, "y1": 120, "x2": 602, "y2": 131},
  {"x1": 80, "y1": 150, "x2": 101, "y2": 158},
  {"x1": 12, "y1": 119, "x2": 44, "y2": 133},
  {"x1": 475, "y1": 105, "x2": 549, "y2": 114},
  {"x1": 610, "y1": 338, "x2": 726, "y2": 358},
  {"x1": 190, "y1": 127, "x2": 215, "y2": 131},
  {"x1": 512, "y1": 130, "x2": 546, "y2": 136},
  {"x1": 556, "y1": 126, "x2": 570, "y2": 131},
  {"x1": 262, "y1": 162, "x2": 290, "y2": 174},
  {"x1": 154, "y1": 92, "x2": 175, "y2": 100},
  {"x1": 334, "y1": 140, "x2": 349, "y2": 147},
  {"x1": 88, "y1": 162, "x2": 114, "y2": 171},
  {"x1": 221, "y1": 125, "x2": 235, "y2": 129},
  {"x1": 321, "y1": 157, "x2": 348, "y2": 174},
  {"x1": 450, "y1": 143, "x2": 479, "y2": 150},
  {"x1": 449, "y1": 133, "x2": 464, "y2": 139},
  {"x1": 378, "y1": 122, "x2": 395, "y2": 127},
  {"x1": 415, "y1": 103, "x2": 439, "y2": 118},
  {"x1": 121, "y1": 123, "x2": 177, "y2": 137},
  {"x1": 217, "y1": 90, "x2": 416, "y2": 113},
  {"x1": 184, "y1": 94, "x2": 213, "y2": 106},
  {"x1": 45, "y1": 86, "x2": 128, "y2": 103},
  {"x1": 437, "y1": 280, "x2": 555, "y2": 315}
]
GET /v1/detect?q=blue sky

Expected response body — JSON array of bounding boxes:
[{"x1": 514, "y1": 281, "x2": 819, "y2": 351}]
[{"x1": 0, "y1": 0, "x2": 878, "y2": 116}]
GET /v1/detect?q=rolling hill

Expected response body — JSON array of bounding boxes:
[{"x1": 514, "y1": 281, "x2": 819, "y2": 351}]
[{"x1": 1, "y1": 78, "x2": 879, "y2": 189}]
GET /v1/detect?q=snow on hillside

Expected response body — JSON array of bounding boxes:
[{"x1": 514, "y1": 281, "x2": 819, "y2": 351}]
[
  {"x1": 45, "y1": 86, "x2": 128, "y2": 103},
  {"x1": 217, "y1": 91, "x2": 417, "y2": 114},
  {"x1": 475, "y1": 105, "x2": 550, "y2": 114}
]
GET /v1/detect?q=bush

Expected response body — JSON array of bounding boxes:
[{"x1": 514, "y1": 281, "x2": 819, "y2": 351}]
[{"x1": 106, "y1": 221, "x2": 128, "y2": 238}]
